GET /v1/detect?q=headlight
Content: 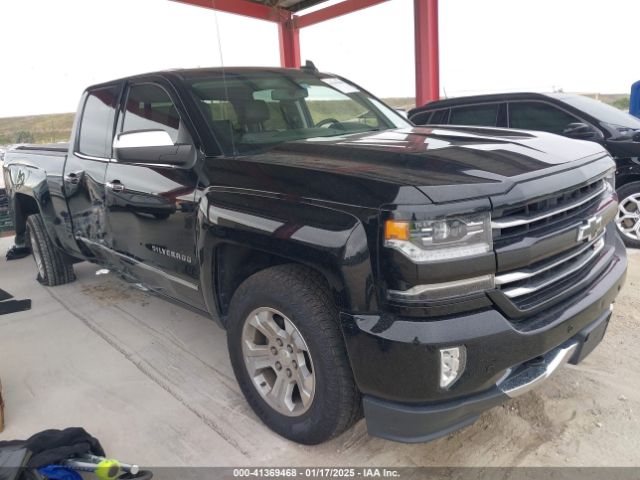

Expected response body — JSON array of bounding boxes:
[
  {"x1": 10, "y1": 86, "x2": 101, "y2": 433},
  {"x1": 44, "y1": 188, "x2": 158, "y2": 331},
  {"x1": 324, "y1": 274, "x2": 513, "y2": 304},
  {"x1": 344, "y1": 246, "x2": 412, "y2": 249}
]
[
  {"x1": 384, "y1": 211, "x2": 494, "y2": 302},
  {"x1": 384, "y1": 212, "x2": 492, "y2": 262}
]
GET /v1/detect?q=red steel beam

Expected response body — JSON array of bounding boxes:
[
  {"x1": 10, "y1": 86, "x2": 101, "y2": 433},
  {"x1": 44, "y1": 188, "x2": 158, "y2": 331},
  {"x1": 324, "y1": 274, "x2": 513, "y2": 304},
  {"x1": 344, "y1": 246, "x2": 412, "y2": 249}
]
[
  {"x1": 295, "y1": 0, "x2": 389, "y2": 28},
  {"x1": 414, "y1": 0, "x2": 440, "y2": 106},
  {"x1": 279, "y1": 18, "x2": 301, "y2": 68},
  {"x1": 171, "y1": 0, "x2": 441, "y2": 101},
  {"x1": 172, "y1": 0, "x2": 288, "y2": 22}
]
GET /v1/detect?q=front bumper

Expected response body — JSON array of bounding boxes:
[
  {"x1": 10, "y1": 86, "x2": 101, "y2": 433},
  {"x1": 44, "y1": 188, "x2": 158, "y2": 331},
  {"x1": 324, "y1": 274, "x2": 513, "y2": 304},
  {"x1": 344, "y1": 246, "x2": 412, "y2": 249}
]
[
  {"x1": 340, "y1": 232, "x2": 627, "y2": 443},
  {"x1": 362, "y1": 307, "x2": 610, "y2": 443}
]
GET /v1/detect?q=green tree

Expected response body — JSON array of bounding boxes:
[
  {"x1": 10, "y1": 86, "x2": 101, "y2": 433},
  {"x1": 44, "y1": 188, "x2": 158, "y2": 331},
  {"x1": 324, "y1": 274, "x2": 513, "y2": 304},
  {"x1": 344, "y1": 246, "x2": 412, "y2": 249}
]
[{"x1": 14, "y1": 130, "x2": 34, "y2": 143}]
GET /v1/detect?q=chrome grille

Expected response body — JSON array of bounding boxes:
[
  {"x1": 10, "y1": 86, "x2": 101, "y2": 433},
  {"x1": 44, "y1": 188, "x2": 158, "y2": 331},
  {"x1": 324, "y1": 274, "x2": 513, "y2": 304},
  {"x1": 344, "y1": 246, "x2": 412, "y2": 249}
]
[
  {"x1": 496, "y1": 233, "x2": 605, "y2": 309},
  {"x1": 493, "y1": 179, "x2": 606, "y2": 245},
  {"x1": 492, "y1": 176, "x2": 612, "y2": 314}
]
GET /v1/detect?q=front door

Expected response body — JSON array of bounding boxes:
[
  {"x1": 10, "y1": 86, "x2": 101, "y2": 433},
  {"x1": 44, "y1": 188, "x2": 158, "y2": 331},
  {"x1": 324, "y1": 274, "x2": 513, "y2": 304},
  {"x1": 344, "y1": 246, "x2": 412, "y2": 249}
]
[
  {"x1": 104, "y1": 81, "x2": 203, "y2": 308},
  {"x1": 63, "y1": 84, "x2": 120, "y2": 259}
]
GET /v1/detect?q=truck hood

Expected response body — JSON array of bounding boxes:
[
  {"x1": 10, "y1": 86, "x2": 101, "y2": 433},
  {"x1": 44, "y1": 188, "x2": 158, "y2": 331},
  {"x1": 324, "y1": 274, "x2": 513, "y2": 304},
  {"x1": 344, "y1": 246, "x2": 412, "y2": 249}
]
[{"x1": 209, "y1": 126, "x2": 610, "y2": 207}]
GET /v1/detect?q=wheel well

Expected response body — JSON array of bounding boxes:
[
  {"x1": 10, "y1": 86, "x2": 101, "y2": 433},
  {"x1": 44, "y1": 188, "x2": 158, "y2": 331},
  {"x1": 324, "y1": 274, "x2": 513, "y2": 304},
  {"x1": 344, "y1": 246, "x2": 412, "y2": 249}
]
[
  {"x1": 214, "y1": 243, "x2": 336, "y2": 321},
  {"x1": 13, "y1": 193, "x2": 40, "y2": 236},
  {"x1": 616, "y1": 170, "x2": 640, "y2": 190}
]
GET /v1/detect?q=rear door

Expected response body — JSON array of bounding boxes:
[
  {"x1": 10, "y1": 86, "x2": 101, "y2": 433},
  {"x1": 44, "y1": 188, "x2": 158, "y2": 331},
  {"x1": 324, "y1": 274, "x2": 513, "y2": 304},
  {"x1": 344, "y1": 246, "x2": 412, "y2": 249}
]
[
  {"x1": 103, "y1": 80, "x2": 203, "y2": 308},
  {"x1": 448, "y1": 102, "x2": 502, "y2": 127},
  {"x1": 63, "y1": 83, "x2": 121, "y2": 259}
]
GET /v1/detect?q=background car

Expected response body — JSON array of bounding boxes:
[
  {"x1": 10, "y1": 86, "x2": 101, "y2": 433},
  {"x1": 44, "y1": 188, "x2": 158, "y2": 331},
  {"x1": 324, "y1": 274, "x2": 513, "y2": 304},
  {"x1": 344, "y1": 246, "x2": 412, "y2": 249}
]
[{"x1": 409, "y1": 92, "x2": 640, "y2": 247}]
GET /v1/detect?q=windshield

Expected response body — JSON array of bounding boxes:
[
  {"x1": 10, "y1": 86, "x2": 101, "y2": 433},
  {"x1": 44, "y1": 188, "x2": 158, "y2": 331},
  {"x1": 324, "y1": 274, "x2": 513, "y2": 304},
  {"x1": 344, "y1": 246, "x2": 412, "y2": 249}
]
[
  {"x1": 558, "y1": 94, "x2": 640, "y2": 129},
  {"x1": 187, "y1": 70, "x2": 411, "y2": 155}
]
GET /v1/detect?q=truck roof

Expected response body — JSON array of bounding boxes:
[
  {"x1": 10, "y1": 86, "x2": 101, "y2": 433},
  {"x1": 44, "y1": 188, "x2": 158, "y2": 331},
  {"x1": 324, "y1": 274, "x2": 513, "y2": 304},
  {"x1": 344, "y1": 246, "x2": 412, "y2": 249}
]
[{"x1": 87, "y1": 66, "x2": 328, "y2": 91}]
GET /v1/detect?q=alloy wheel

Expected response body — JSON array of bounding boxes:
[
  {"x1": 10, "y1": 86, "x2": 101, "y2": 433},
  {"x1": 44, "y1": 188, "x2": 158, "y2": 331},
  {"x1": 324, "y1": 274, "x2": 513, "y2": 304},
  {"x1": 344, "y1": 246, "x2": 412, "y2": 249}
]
[
  {"x1": 241, "y1": 307, "x2": 315, "y2": 417},
  {"x1": 616, "y1": 193, "x2": 640, "y2": 241}
]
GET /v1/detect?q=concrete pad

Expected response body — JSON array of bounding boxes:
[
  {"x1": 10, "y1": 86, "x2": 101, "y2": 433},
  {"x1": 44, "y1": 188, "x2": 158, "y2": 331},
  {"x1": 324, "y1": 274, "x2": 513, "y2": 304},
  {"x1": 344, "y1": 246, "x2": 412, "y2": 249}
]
[{"x1": 1, "y1": 236, "x2": 639, "y2": 467}]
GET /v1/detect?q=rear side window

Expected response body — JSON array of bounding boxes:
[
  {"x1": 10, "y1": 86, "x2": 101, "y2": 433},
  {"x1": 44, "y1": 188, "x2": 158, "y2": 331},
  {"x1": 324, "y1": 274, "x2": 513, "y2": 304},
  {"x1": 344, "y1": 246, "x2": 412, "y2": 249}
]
[
  {"x1": 449, "y1": 104, "x2": 498, "y2": 126},
  {"x1": 78, "y1": 86, "x2": 119, "y2": 158},
  {"x1": 509, "y1": 102, "x2": 579, "y2": 134},
  {"x1": 122, "y1": 84, "x2": 181, "y2": 142}
]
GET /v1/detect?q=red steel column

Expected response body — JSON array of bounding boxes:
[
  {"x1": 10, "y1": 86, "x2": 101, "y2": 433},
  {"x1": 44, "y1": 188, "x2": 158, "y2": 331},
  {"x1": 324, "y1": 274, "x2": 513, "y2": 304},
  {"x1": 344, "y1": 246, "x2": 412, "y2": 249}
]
[
  {"x1": 414, "y1": 0, "x2": 440, "y2": 106},
  {"x1": 278, "y1": 17, "x2": 301, "y2": 68}
]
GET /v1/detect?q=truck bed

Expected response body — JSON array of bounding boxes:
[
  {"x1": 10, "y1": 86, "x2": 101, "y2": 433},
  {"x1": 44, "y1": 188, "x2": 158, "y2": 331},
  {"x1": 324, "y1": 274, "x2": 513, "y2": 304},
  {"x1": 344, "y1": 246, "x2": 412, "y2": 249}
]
[{"x1": 13, "y1": 143, "x2": 69, "y2": 156}]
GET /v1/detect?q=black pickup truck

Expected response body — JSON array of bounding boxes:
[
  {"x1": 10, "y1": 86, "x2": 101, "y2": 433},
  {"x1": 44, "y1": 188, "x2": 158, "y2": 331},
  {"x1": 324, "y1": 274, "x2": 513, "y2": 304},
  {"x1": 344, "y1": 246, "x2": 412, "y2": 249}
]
[{"x1": 3, "y1": 67, "x2": 627, "y2": 445}]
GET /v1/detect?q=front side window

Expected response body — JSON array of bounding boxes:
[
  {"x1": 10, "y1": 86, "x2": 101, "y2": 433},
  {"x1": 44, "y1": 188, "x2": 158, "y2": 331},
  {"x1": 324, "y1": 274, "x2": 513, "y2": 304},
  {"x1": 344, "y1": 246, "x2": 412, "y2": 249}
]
[
  {"x1": 187, "y1": 71, "x2": 411, "y2": 154},
  {"x1": 122, "y1": 84, "x2": 181, "y2": 142},
  {"x1": 78, "y1": 86, "x2": 119, "y2": 158},
  {"x1": 449, "y1": 104, "x2": 498, "y2": 127},
  {"x1": 509, "y1": 102, "x2": 579, "y2": 134},
  {"x1": 554, "y1": 94, "x2": 640, "y2": 129}
]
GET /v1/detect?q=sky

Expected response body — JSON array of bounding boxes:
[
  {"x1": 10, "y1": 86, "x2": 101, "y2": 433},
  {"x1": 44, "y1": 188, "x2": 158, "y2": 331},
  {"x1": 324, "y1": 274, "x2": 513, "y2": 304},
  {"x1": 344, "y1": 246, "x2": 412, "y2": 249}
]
[{"x1": 0, "y1": 0, "x2": 638, "y2": 117}]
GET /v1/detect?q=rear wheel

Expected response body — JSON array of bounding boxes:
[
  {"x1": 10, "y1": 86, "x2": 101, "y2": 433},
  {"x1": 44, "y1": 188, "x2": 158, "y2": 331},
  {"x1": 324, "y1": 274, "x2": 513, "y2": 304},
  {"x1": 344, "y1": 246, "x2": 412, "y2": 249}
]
[
  {"x1": 26, "y1": 214, "x2": 76, "y2": 286},
  {"x1": 227, "y1": 264, "x2": 361, "y2": 444},
  {"x1": 616, "y1": 181, "x2": 640, "y2": 248}
]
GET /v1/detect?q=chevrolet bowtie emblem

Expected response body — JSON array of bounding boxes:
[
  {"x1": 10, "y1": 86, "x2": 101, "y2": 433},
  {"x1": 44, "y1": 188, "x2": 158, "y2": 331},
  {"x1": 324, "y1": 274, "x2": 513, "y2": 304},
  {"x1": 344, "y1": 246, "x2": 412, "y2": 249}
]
[{"x1": 577, "y1": 214, "x2": 603, "y2": 242}]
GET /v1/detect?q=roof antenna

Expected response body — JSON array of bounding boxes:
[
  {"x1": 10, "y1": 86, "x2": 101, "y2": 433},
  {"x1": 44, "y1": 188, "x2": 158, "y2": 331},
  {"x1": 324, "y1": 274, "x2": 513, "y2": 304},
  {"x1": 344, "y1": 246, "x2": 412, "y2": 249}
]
[
  {"x1": 213, "y1": 9, "x2": 237, "y2": 155},
  {"x1": 301, "y1": 60, "x2": 318, "y2": 72}
]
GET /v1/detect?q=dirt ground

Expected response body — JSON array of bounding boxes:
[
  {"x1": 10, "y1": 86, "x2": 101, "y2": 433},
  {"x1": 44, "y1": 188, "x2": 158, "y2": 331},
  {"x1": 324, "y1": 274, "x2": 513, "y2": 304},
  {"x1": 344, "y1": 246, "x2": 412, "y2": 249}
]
[{"x1": 0, "y1": 237, "x2": 638, "y2": 467}]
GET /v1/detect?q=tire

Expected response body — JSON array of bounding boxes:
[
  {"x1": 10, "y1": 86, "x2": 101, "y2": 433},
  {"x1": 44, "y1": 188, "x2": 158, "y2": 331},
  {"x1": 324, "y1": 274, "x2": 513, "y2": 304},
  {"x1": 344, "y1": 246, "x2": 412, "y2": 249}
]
[
  {"x1": 227, "y1": 264, "x2": 361, "y2": 445},
  {"x1": 616, "y1": 181, "x2": 640, "y2": 248},
  {"x1": 26, "y1": 214, "x2": 76, "y2": 286}
]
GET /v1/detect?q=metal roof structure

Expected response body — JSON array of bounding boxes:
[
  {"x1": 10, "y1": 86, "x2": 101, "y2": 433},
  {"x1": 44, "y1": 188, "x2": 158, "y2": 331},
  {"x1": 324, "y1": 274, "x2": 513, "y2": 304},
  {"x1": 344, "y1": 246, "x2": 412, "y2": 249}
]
[
  {"x1": 172, "y1": 0, "x2": 440, "y2": 105},
  {"x1": 246, "y1": 0, "x2": 329, "y2": 11}
]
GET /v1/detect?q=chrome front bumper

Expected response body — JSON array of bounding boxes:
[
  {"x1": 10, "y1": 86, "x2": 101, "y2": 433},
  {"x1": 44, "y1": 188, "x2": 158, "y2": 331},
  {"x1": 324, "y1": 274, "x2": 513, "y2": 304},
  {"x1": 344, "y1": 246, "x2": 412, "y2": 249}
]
[{"x1": 499, "y1": 342, "x2": 579, "y2": 398}]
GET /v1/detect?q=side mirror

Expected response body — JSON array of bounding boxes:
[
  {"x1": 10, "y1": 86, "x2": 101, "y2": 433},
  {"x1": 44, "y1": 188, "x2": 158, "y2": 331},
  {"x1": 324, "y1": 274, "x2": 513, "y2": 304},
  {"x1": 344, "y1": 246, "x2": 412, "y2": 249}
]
[
  {"x1": 114, "y1": 130, "x2": 194, "y2": 165},
  {"x1": 562, "y1": 122, "x2": 601, "y2": 140}
]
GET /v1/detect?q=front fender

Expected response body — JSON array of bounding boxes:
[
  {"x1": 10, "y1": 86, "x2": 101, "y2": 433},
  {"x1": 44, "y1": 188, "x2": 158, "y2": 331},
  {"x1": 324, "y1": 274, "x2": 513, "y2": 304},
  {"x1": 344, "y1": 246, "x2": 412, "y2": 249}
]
[
  {"x1": 197, "y1": 189, "x2": 379, "y2": 322},
  {"x1": 616, "y1": 157, "x2": 640, "y2": 188}
]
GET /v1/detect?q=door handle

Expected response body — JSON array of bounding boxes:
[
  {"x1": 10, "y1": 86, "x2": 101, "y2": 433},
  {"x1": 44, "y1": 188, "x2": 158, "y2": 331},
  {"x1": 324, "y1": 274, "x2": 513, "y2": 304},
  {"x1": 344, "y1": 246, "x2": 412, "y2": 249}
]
[{"x1": 106, "y1": 181, "x2": 125, "y2": 192}]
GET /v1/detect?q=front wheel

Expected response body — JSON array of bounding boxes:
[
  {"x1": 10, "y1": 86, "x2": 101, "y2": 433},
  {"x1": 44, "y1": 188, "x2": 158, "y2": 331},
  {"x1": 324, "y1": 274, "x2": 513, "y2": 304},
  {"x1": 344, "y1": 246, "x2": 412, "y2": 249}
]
[
  {"x1": 226, "y1": 264, "x2": 361, "y2": 445},
  {"x1": 616, "y1": 181, "x2": 640, "y2": 248}
]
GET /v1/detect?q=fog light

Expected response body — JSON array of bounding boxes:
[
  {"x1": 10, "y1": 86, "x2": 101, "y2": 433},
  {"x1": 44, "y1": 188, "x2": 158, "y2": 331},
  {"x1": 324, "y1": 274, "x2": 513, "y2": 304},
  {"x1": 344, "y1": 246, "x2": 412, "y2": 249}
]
[{"x1": 440, "y1": 346, "x2": 466, "y2": 389}]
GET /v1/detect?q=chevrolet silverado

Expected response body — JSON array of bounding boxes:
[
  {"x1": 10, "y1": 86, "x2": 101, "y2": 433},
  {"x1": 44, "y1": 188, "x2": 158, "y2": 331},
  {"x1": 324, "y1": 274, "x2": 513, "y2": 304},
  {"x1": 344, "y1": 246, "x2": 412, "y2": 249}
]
[{"x1": 3, "y1": 66, "x2": 627, "y2": 444}]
